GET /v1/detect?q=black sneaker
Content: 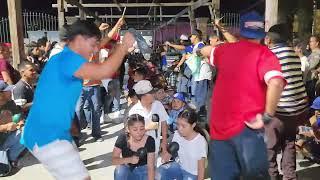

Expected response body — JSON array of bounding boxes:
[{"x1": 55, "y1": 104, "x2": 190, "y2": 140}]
[{"x1": 94, "y1": 137, "x2": 104, "y2": 142}]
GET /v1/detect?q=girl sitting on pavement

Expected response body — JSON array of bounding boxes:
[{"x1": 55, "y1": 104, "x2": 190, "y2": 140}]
[
  {"x1": 112, "y1": 114, "x2": 155, "y2": 180},
  {"x1": 157, "y1": 109, "x2": 207, "y2": 180}
]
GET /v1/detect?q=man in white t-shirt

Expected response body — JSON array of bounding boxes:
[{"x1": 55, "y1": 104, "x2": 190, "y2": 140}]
[{"x1": 129, "y1": 80, "x2": 170, "y2": 159}]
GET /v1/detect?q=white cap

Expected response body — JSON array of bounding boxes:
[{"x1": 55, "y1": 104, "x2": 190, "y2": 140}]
[
  {"x1": 133, "y1": 80, "x2": 154, "y2": 95},
  {"x1": 180, "y1": 34, "x2": 189, "y2": 41}
]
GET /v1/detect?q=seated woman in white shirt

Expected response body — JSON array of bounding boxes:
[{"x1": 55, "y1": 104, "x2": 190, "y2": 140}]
[
  {"x1": 112, "y1": 114, "x2": 156, "y2": 180},
  {"x1": 157, "y1": 109, "x2": 208, "y2": 180}
]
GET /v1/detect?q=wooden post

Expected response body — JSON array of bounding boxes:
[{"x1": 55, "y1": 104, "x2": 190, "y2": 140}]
[
  {"x1": 58, "y1": 0, "x2": 65, "y2": 28},
  {"x1": 79, "y1": 0, "x2": 86, "y2": 20},
  {"x1": 7, "y1": 0, "x2": 24, "y2": 69},
  {"x1": 196, "y1": 17, "x2": 209, "y2": 40},
  {"x1": 189, "y1": 1, "x2": 196, "y2": 32},
  {"x1": 212, "y1": 0, "x2": 220, "y2": 17},
  {"x1": 265, "y1": 0, "x2": 278, "y2": 31}
]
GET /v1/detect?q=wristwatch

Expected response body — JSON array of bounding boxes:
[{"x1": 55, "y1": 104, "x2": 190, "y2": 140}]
[{"x1": 262, "y1": 113, "x2": 273, "y2": 124}]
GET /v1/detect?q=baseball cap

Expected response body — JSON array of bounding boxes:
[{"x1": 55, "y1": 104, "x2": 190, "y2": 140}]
[
  {"x1": 173, "y1": 92, "x2": 185, "y2": 102},
  {"x1": 240, "y1": 11, "x2": 266, "y2": 39},
  {"x1": 133, "y1": 80, "x2": 154, "y2": 95},
  {"x1": 311, "y1": 97, "x2": 320, "y2": 110},
  {"x1": 180, "y1": 34, "x2": 189, "y2": 41},
  {"x1": 0, "y1": 85, "x2": 14, "y2": 92}
]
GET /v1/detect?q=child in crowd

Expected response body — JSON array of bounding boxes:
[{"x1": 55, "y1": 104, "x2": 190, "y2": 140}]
[
  {"x1": 112, "y1": 114, "x2": 155, "y2": 180},
  {"x1": 167, "y1": 93, "x2": 188, "y2": 134},
  {"x1": 123, "y1": 89, "x2": 139, "y2": 128},
  {"x1": 153, "y1": 87, "x2": 172, "y2": 111},
  {"x1": 157, "y1": 109, "x2": 207, "y2": 180}
]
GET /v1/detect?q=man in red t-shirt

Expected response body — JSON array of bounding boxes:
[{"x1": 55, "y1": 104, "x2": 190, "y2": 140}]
[{"x1": 201, "y1": 11, "x2": 286, "y2": 180}]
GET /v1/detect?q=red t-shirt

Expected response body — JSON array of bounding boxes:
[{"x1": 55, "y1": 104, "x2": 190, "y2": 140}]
[
  {"x1": 209, "y1": 40, "x2": 284, "y2": 140},
  {"x1": 0, "y1": 58, "x2": 13, "y2": 81}
]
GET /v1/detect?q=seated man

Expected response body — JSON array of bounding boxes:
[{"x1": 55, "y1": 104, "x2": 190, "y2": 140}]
[
  {"x1": 0, "y1": 85, "x2": 25, "y2": 167},
  {"x1": 13, "y1": 61, "x2": 37, "y2": 114}
]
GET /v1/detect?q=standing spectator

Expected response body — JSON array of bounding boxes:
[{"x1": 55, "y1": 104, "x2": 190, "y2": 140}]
[
  {"x1": 128, "y1": 80, "x2": 170, "y2": 161},
  {"x1": 264, "y1": 24, "x2": 309, "y2": 180},
  {"x1": 294, "y1": 41, "x2": 308, "y2": 83},
  {"x1": 189, "y1": 30, "x2": 212, "y2": 112},
  {"x1": 13, "y1": 61, "x2": 37, "y2": 113},
  {"x1": 208, "y1": 34, "x2": 223, "y2": 47},
  {"x1": 0, "y1": 43, "x2": 14, "y2": 88},
  {"x1": 112, "y1": 114, "x2": 155, "y2": 180},
  {"x1": 76, "y1": 53, "x2": 104, "y2": 142},
  {"x1": 200, "y1": 11, "x2": 286, "y2": 180},
  {"x1": 305, "y1": 35, "x2": 320, "y2": 102}
]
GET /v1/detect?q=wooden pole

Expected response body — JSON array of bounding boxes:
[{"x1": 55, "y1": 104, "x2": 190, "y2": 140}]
[
  {"x1": 58, "y1": 0, "x2": 65, "y2": 28},
  {"x1": 7, "y1": 0, "x2": 24, "y2": 69},
  {"x1": 79, "y1": 0, "x2": 86, "y2": 20},
  {"x1": 265, "y1": 0, "x2": 278, "y2": 31}
]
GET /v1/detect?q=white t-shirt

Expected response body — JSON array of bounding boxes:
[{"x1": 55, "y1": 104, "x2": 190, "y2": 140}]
[
  {"x1": 99, "y1": 48, "x2": 109, "y2": 61},
  {"x1": 195, "y1": 61, "x2": 212, "y2": 81},
  {"x1": 49, "y1": 43, "x2": 64, "y2": 59},
  {"x1": 172, "y1": 131, "x2": 207, "y2": 175},
  {"x1": 192, "y1": 42, "x2": 212, "y2": 81},
  {"x1": 129, "y1": 100, "x2": 169, "y2": 153}
]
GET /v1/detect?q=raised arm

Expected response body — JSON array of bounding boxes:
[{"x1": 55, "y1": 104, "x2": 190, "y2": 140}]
[
  {"x1": 100, "y1": 17, "x2": 125, "y2": 47},
  {"x1": 165, "y1": 41, "x2": 186, "y2": 51},
  {"x1": 213, "y1": 18, "x2": 238, "y2": 43},
  {"x1": 74, "y1": 32, "x2": 134, "y2": 80}
]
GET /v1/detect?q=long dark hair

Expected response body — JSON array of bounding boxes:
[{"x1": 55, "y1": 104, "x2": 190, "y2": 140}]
[{"x1": 178, "y1": 109, "x2": 207, "y2": 139}]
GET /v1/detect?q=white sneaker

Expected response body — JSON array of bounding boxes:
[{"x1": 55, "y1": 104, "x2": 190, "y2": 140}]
[
  {"x1": 109, "y1": 111, "x2": 121, "y2": 119},
  {"x1": 103, "y1": 114, "x2": 112, "y2": 123}
]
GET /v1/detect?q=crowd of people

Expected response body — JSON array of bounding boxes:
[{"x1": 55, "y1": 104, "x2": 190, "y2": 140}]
[{"x1": 1, "y1": 9, "x2": 320, "y2": 180}]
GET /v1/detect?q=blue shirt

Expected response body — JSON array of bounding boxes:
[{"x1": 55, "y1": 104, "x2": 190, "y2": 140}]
[{"x1": 21, "y1": 47, "x2": 86, "y2": 149}]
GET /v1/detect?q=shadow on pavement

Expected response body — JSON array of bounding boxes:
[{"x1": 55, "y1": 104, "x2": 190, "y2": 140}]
[
  {"x1": 297, "y1": 166, "x2": 320, "y2": 180},
  {"x1": 83, "y1": 152, "x2": 113, "y2": 171}
]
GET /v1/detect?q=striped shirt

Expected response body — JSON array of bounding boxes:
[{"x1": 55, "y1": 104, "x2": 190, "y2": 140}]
[{"x1": 270, "y1": 44, "x2": 308, "y2": 116}]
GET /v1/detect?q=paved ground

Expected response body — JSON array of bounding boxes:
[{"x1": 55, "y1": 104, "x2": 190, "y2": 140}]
[{"x1": 3, "y1": 120, "x2": 320, "y2": 180}]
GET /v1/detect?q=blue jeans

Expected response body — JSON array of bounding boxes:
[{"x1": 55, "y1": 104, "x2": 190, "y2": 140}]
[
  {"x1": 0, "y1": 130, "x2": 25, "y2": 161},
  {"x1": 157, "y1": 162, "x2": 197, "y2": 180},
  {"x1": 194, "y1": 80, "x2": 209, "y2": 112},
  {"x1": 209, "y1": 127, "x2": 270, "y2": 180},
  {"x1": 114, "y1": 165, "x2": 148, "y2": 180},
  {"x1": 76, "y1": 86, "x2": 102, "y2": 138},
  {"x1": 104, "y1": 79, "x2": 121, "y2": 114}
]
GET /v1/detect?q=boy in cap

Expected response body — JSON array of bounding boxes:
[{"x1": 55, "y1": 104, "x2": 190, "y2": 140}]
[
  {"x1": 129, "y1": 80, "x2": 170, "y2": 161},
  {"x1": 167, "y1": 92, "x2": 187, "y2": 134}
]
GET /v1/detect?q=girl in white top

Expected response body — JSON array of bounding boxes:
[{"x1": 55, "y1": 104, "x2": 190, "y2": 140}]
[{"x1": 157, "y1": 109, "x2": 207, "y2": 180}]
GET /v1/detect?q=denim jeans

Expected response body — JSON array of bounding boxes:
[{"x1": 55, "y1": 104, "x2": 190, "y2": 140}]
[
  {"x1": 176, "y1": 74, "x2": 189, "y2": 95},
  {"x1": 157, "y1": 162, "x2": 197, "y2": 180},
  {"x1": 75, "y1": 86, "x2": 102, "y2": 138},
  {"x1": 194, "y1": 80, "x2": 209, "y2": 112},
  {"x1": 108, "y1": 79, "x2": 121, "y2": 112},
  {"x1": 209, "y1": 127, "x2": 270, "y2": 180},
  {"x1": 114, "y1": 165, "x2": 148, "y2": 180},
  {"x1": 0, "y1": 130, "x2": 25, "y2": 161}
]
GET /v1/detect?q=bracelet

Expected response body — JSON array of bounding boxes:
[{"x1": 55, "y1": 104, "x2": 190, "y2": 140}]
[{"x1": 262, "y1": 112, "x2": 273, "y2": 124}]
